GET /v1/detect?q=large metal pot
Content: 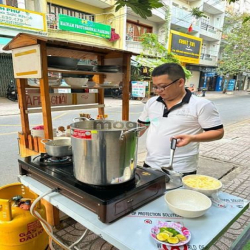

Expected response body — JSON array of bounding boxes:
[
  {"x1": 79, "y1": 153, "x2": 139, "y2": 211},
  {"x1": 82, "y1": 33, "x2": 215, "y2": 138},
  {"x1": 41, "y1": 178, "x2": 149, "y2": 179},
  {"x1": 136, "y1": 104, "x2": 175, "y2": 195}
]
[
  {"x1": 41, "y1": 138, "x2": 72, "y2": 157},
  {"x1": 70, "y1": 119, "x2": 145, "y2": 185}
]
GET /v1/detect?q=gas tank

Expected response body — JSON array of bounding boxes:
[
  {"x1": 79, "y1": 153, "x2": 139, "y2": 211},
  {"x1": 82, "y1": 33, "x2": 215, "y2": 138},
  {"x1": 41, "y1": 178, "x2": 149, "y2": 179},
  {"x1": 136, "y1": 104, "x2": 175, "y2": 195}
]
[{"x1": 0, "y1": 183, "x2": 48, "y2": 250}]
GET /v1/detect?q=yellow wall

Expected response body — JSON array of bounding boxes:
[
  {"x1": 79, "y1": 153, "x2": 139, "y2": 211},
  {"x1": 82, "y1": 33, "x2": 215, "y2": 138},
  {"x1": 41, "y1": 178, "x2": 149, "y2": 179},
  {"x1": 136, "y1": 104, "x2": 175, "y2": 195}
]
[{"x1": 46, "y1": 0, "x2": 125, "y2": 49}]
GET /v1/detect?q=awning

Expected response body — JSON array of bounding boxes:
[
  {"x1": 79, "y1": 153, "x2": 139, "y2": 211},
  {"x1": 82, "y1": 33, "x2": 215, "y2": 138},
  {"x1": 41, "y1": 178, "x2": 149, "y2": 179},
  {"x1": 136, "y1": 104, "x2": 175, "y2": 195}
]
[{"x1": 0, "y1": 37, "x2": 12, "y2": 53}]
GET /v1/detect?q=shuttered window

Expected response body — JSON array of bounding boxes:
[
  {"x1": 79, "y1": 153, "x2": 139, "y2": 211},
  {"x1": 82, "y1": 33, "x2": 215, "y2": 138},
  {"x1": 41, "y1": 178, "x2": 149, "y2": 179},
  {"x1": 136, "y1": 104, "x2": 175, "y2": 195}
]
[{"x1": 47, "y1": 3, "x2": 95, "y2": 21}]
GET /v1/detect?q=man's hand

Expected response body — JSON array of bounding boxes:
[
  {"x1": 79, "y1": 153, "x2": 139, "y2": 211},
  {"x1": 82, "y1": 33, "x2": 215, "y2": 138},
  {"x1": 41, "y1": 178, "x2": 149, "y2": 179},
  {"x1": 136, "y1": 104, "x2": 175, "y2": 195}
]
[
  {"x1": 173, "y1": 128, "x2": 224, "y2": 147},
  {"x1": 173, "y1": 135, "x2": 195, "y2": 147},
  {"x1": 138, "y1": 123, "x2": 149, "y2": 137}
]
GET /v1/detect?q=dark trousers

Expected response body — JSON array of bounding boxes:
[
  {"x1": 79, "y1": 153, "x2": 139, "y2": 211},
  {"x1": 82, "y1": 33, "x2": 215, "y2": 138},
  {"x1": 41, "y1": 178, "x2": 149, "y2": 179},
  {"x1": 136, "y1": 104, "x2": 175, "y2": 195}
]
[{"x1": 143, "y1": 162, "x2": 197, "y2": 177}]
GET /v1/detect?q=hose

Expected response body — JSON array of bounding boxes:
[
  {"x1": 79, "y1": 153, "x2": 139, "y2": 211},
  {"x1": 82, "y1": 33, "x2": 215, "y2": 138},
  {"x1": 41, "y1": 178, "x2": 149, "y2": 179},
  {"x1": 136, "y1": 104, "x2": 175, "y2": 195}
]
[{"x1": 30, "y1": 188, "x2": 89, "y2": 250}]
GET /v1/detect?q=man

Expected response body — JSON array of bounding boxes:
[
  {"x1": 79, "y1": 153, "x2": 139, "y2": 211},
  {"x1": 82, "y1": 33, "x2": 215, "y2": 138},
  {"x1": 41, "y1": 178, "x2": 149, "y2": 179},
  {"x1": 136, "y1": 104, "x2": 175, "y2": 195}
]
[{"x1": 138, "y1": 63, "x2": 224, "y2": 175}]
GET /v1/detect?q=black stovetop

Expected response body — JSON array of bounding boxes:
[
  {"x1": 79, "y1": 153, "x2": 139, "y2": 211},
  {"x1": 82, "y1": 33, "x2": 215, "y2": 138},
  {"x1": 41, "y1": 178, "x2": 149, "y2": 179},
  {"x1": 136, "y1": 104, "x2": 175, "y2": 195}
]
[
  {"x1": 19, "y1": 154, "x2": 166, "y2": 223},
  {"x1": 19, "y1": 154, "x2": 165, "y2": 202}
]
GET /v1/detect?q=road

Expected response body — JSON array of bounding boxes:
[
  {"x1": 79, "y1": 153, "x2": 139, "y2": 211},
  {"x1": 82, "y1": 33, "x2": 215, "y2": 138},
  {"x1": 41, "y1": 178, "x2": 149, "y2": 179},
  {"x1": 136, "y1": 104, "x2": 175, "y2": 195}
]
[{"x1": 0, "y1": 94, "x2": 250, "y2": 186}]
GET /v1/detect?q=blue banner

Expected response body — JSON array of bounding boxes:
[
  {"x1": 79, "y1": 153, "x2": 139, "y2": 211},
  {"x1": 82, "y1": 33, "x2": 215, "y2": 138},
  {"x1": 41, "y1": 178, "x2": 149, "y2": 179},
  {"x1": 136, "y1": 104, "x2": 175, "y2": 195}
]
[{"x1": 227, "y1": 79, "x2": 236, "y2": 91}]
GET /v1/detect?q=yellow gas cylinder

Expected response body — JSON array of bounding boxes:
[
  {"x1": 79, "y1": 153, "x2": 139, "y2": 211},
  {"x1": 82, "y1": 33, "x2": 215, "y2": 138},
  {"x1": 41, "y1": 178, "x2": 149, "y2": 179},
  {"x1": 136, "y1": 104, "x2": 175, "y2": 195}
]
[{"x1": 0, "y1": 183, "x2": 49, "y2": 250}]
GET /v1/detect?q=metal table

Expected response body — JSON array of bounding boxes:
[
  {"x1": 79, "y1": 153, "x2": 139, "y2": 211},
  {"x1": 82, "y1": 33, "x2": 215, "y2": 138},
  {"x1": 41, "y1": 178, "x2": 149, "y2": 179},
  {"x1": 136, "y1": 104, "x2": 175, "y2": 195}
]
[{"x1": 19, "y1": 175, "x2": 249, "y2": 250}]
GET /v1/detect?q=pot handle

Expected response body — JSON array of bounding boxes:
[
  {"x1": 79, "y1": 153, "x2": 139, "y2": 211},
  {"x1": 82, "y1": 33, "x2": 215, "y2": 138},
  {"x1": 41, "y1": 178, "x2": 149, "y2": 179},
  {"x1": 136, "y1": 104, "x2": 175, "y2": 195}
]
[
  {"x1": 119, "y1": 127, "x2": 146, "y2": 140},
  {"x1": 41, "y1": 139, "x2": 52, "y2": 145},
  {"x1": 73, "y1": 117, "x2": 90, "y2": 122}
]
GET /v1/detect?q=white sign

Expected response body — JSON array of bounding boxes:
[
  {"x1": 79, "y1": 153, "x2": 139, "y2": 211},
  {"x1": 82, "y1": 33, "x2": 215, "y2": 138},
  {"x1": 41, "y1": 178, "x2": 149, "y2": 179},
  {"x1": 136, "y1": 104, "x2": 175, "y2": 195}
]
[
  {"x1": 131, "y1": 81, "x2": 146, "y2": 98},
  {"x1": 12, "y1": 44, "x2": 42, "y2": 78},
  {"x1": 0, "y1": 4, "x2": 46, "y2": 32}
]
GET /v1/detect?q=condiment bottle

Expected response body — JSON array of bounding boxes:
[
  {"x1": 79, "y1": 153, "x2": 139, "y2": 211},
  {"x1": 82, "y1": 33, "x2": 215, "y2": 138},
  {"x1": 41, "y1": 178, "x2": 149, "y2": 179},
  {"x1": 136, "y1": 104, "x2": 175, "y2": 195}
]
[
  {"x1": 57, "y1": 126, "x2": 66, "y2": 137},
  {"x1": 66, "y1": 125, "x2": 71, "y2": 137}
]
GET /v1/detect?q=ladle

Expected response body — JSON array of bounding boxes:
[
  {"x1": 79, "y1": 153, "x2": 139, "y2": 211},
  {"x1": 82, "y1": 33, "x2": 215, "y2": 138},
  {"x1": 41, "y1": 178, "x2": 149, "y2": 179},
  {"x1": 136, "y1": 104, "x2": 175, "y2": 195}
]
[{"x1": 161, "y1": 138, "x2": 183, "y2": 190}]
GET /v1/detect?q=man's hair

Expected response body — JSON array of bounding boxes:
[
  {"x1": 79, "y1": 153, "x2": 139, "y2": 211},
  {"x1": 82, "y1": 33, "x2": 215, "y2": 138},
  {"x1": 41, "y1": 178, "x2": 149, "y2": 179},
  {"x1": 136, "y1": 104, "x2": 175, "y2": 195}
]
[{"x1": 151, "y1": 63, "x2": 186, "y2": 82}]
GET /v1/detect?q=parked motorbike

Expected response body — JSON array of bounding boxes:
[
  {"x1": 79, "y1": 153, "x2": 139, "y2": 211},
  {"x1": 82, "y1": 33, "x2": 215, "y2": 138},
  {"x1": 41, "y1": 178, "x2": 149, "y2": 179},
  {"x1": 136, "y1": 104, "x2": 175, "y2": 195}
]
[
  {"x1": 111, "y1": 86, "x2": 122, "y2": 99},
  {"x1": 111, "y1": 86, "x2": 135, "y2": 100},
  {"x1": 6, "y1": 80, "x2": 18, "y2": 102}
]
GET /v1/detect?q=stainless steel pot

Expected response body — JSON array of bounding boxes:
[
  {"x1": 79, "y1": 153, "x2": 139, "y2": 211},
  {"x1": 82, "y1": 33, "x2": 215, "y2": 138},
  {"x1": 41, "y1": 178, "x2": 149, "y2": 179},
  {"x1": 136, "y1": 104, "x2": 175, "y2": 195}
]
[
  {"x1": 70, "y1": 120, "x2": 145, "y2": 185},
  {"x1": 41, "y1": 138, "x2": 72, "y2": 157}
]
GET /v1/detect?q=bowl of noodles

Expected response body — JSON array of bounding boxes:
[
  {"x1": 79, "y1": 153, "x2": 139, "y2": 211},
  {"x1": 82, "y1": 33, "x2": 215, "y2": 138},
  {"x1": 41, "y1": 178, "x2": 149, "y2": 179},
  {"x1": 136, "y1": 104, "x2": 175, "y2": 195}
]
[{"x1": 182, "y1": 175, "x2": 222, "y2": 197}]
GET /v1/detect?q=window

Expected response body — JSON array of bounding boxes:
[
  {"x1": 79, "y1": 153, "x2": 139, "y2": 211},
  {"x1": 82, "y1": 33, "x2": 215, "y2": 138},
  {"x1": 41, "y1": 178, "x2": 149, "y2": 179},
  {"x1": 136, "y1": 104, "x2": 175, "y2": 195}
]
[
  {"x1": 201, "y1": 15, "x2": 210, "y2": 25},
  {"x1": 4, "y1": 0, "x2": 18, "y2": 7},
  {"x1": 126, "y1": 21, "x2": 152, "y2": 41},
  {"x1": 47, "y1": 3, "x2": 95, "y2": 22},
  {"x1": 202, "y1": 44, "x2": 206, "y2": 54}
]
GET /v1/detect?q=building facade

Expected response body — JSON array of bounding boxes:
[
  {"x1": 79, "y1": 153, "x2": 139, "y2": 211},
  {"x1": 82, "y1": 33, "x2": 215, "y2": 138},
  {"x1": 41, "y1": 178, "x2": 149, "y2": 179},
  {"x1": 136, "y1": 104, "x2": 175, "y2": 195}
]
[
  {"x1": 0, "y1": 0, "x2": 46, "y2": 96},
  {"x1": 44, "y1": 0, "x2": 125, "y2": 49},
  {"x1": 222, "y1": 0, "x2": 250, "y2": 90},
  {"x1": 124, "y1": 0, "x2": 226, "y2": 92},
  {"x1": 0, "y1": 0, "x2": 125, "y2": 96}
]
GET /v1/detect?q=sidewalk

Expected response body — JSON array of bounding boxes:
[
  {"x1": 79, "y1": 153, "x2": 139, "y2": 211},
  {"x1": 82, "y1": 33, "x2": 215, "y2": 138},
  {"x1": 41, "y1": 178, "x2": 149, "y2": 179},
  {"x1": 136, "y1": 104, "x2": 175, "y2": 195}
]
[{"x1": 1, "y1": 90, "x2": 250, "y2": 249}]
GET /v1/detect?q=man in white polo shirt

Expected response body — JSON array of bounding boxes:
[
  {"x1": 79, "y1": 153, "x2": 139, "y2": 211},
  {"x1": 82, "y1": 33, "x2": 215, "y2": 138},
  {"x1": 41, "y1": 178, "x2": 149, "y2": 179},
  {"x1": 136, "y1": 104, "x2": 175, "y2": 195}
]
[{"x1": 138, "y1": 63, "x2": 224, "y2": 175}]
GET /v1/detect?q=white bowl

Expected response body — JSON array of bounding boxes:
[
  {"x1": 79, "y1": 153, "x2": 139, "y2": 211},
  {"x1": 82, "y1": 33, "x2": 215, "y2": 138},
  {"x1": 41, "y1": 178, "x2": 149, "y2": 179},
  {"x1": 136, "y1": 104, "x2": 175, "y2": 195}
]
[
  {"x1": 28, "y1": 78, "x2": 61, "y2": 86},
  {"x1": 48, "y1": 78, "x2": 61, "y2": 86},
  {"x1": 64, "y1": 78, "x2": 88, "y2": 88},
  {"x1": 165, "y1": 189, "x2": 212, "y2": 218},
  {"x1": 182, "y1": 175, "x2": 222, "y2": 197},
  {"x1": 86, "y1": 81, "x2": 96, "y2": 87}
]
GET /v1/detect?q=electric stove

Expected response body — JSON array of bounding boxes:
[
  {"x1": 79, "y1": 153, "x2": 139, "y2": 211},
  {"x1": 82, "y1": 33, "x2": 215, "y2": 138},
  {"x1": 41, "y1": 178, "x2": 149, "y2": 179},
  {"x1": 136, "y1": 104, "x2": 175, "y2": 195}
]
[{"x1": 19, "y1": 154, "x2": 166, "y2": 223}]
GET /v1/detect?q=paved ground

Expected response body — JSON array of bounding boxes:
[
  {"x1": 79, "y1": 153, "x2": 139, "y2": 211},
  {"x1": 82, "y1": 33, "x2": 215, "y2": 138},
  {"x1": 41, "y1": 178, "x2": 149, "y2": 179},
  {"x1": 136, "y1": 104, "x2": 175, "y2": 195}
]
[
  {"x1": 1, "y1": 90, "x2": 250, "y2": 249},
  {"x1": 0, "y1": 90, "x2": 247, "y2": 116}
]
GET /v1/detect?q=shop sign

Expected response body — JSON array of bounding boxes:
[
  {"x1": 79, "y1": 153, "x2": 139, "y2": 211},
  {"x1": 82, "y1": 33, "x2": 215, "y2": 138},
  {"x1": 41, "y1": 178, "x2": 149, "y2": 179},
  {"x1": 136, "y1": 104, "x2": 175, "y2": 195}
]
[
  {"x1": 169, "y1": 30, "x2": 202, "y2": 64},
  {"x1": 58, "y1": 14, "x2": 111, "y2": 39},
  {"x1": 25, "y1": 93, "x2": 96, "y2": 107},
  {"x1": 131, "y1": 81, "x2": 146, "y2": 98},
  {"x1": 0, "y1": 4, "x2": 46, "y2": 32}
]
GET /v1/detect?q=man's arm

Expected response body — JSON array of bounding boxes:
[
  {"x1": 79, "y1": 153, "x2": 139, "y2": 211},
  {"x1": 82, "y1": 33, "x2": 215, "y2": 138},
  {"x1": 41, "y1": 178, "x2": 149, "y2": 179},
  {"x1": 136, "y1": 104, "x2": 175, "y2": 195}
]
[{"x1": 174, "y1": 128, "x2": 224, "y2": 147}]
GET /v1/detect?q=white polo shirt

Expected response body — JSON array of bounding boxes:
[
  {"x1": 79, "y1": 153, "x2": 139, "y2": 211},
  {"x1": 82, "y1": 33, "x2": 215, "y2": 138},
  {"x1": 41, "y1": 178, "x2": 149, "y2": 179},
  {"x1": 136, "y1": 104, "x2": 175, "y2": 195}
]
[{"x1": 138, "y1": 90, "x2": 223, "y2": 173}]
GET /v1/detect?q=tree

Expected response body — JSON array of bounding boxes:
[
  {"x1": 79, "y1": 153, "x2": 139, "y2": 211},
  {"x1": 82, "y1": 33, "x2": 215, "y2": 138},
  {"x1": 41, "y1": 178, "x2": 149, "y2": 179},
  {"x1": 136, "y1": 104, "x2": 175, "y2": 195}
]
[
  {"x1": 227, "y1": 0, "x2": 250, "y2": 23},
  {"x1": 135, "y1": 33, "x2": 192, "y2": 79},
  {"x1": 114, "y1": 0, "x2": 163, "y2": 19},
  {"x1": 217, "y1": 13, "x2": 250, "y2": 77}
]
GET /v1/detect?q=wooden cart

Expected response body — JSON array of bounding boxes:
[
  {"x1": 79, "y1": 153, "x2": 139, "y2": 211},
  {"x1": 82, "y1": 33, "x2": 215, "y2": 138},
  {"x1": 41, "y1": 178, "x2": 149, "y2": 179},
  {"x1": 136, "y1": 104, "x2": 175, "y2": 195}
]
[
  {"x1": 3, "y1": 33, "x2": 132, "y2": 158},
  {"x1": 3, "y1": 33, "x2": 133, "y2": 225}
]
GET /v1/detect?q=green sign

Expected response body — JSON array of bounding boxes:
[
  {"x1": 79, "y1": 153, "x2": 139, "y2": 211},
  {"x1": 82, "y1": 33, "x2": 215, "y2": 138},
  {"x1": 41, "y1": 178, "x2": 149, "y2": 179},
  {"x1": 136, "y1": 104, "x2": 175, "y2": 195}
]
[{"x1": 58, "y1": 14, "x2": 111, "y2": 39}]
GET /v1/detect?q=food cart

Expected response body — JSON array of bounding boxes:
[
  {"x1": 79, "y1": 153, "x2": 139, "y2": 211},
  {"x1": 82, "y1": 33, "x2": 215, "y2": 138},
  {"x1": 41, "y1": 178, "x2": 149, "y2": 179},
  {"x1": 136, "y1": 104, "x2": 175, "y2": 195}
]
[
  {"x1": 3, "y1": 33, "x2": 132, "y2": 158},
  {"x1": 3, "y1": 33, "x2": 134, "y2": 226}
]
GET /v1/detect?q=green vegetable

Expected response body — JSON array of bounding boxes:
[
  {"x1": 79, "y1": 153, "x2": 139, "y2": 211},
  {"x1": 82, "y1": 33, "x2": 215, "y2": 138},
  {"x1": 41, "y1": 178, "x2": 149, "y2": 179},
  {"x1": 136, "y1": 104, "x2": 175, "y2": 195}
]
[
  {"x1": 159, "y1": 227, "x2": 168, "y2": 233},
  {"x1": 160, "y1": 227, "x2": 179, "y2": 236}
]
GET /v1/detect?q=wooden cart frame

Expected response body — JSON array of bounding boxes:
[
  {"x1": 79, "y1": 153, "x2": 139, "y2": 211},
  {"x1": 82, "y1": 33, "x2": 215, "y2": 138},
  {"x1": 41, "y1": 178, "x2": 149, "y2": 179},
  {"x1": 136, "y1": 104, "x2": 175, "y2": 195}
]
[
  {"x1": 3, "y1": 33, "x2": 133, "y2": 225},
  {"x1": 4, "y1": 33, "x2": 133, "y2": 158}
]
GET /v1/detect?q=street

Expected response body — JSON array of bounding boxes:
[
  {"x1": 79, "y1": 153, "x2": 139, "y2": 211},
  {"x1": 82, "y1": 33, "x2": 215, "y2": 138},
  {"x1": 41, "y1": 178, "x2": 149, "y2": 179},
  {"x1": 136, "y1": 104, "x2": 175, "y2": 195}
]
[{"x1": 0, "y1": 94, "x2": 250, "y2": 186}]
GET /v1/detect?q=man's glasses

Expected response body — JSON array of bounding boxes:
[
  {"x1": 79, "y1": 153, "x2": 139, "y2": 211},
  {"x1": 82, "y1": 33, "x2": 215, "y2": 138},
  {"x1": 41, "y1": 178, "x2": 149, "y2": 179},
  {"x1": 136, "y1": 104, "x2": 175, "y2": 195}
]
[{"x1": 152, "y1": 78, "x2": 180, "y2": 92}]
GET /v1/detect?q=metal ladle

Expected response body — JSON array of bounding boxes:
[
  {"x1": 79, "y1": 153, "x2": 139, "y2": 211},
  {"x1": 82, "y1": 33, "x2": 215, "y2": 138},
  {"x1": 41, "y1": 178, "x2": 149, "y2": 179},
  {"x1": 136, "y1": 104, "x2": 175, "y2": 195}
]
[{"x1": 161, "y1": 138, "x2": 183, "y2": 190}]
